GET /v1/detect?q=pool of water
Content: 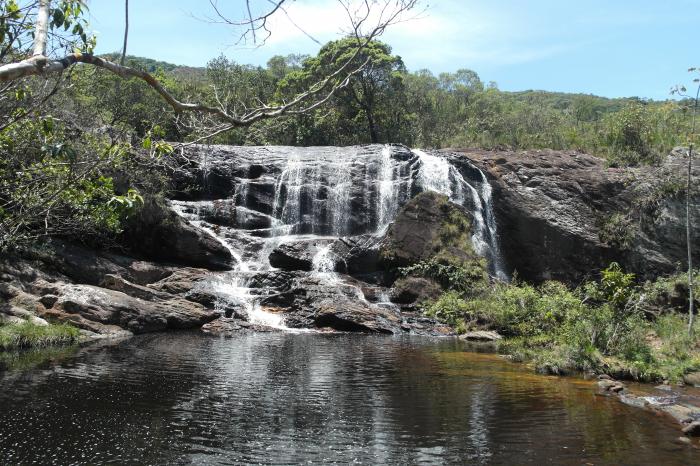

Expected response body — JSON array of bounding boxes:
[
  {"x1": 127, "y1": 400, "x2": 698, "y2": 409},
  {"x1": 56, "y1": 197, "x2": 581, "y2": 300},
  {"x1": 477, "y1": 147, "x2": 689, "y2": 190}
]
[{"x1": 0, "y1": 333, "x2": 695, "y2": 465}]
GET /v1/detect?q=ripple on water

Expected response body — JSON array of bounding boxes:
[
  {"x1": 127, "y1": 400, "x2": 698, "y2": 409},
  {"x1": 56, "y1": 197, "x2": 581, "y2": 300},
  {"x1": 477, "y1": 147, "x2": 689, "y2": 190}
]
[{"x1": 0, "y1": 333, "x2": 696, "y2": 465}]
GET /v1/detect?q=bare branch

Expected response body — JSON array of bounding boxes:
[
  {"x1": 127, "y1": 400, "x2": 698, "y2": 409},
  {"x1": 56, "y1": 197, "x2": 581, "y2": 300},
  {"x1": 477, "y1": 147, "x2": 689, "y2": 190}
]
[
  {"x1": 121, "y1": 0, "x2": 129, "y2": 65},
  {"x1": 1, "y1": 0, "x2": 419, "y2": 142}
]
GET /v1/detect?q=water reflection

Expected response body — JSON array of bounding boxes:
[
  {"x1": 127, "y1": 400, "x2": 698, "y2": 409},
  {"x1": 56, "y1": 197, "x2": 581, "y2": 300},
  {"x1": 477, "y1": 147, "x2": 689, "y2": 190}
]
[{"x1": 0, "y1": 333, "x2": 695, "y2": 465}]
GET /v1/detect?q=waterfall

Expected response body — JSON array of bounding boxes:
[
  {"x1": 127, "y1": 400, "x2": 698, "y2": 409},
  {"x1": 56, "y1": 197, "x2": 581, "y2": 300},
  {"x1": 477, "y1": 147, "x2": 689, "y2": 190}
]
[
  {"x1": 376, "y1": 145, "x2": 400, "y2": 233},
  {"x1": 413, "y1": 149, "x2": 506, "y2": 279},
  {"x1": 171, "y1": 145, "x2": 507, "y2": 329},
  {"x1": 311, "y1": 244, "x2": 339, "y2": 284}
]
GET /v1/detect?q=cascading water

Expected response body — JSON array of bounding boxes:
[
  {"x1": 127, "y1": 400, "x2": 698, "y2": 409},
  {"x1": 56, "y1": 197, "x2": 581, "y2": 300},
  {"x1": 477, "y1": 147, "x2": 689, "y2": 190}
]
[
  {"x1": 412, "y1": 149, "x2": 506, "y2": 279},
  {"x1": 171, "y1": 144, "x2": 507, "y2": 329}
]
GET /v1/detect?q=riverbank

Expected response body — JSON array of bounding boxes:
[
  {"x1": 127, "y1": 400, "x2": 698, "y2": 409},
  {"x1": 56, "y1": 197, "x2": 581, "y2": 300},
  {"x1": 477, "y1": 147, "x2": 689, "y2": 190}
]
[{"x1": 0, "y1": 320, "x2": 80, "y2": 350}]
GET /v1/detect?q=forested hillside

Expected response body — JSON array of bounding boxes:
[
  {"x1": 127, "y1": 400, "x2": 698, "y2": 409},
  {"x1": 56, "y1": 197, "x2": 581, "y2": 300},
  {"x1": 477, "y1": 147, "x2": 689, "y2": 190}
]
[{"x1": 95, "y1": 50, "x2": 693, "y2": 168}]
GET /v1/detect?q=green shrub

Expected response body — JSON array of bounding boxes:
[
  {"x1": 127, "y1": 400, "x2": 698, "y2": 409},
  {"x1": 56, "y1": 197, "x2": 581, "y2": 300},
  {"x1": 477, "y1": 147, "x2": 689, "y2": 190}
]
[
  {"x1": 423, "y1": 262, "x2": 700, "y2": 382},
  {"x1": 399, "y1": 258, "x2": 488, "y2": 294},
  {"x1": 603, "y1": 103, "x2": 661, "y2": 167},
  {"x1": 599, "y1": 213, "x2": 635, "y2": 249},
  {"x1": 424, "y1": 291, "x2": 471, "y2": 328}
]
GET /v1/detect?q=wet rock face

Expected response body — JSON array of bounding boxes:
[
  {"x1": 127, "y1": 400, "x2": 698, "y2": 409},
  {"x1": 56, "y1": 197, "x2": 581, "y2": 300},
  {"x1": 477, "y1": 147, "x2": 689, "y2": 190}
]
[
  {"x1": 390, "y1": 277, "x2": 442, "y2": 305},
  {"x1": 379, "y1": 191, "x2": 452, "y2": 268},
  {"x1": 43, "y1": 283, "x2": 218, "y2": 334},
  {"x1": 171, "y1": 144, "x2": 419, "y2": 237},
  {"x1": 121, "y1": 200, "x2": 233, "y2": 271},
  {"x1": 268, "y1": 240, "x2": 333, "y2": 272},
  {"x1": 453, "y1": 149, "x2": 700, "y2": 282},
  {"x1": 272, "y1": 275, "x2": 450, "y2": 335}
]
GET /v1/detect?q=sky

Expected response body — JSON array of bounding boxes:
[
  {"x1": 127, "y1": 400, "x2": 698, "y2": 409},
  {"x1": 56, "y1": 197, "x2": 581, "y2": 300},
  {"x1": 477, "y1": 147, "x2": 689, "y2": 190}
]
[{"x1": 86, "y1": 0, "x2": 700, "y2": 100}]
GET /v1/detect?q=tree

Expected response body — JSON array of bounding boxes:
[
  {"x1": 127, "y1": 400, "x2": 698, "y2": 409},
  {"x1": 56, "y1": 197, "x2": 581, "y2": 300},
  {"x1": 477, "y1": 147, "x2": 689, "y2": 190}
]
[
  {"x1": 280, "y1": 38, "x2": 410, "y2": 143},
  {"x1": 0, "y1": 0, "x2": 419, "y2": 138},
  {"x1": 672, "y1": 69, "x2": 700, "y2": 335},
  {"x1": 0, "y1": 0, "x2": 419, "y2": 249}
]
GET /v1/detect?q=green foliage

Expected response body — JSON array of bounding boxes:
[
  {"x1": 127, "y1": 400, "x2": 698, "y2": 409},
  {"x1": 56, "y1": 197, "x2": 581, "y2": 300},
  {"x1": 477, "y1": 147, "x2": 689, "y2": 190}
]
[
  {"x1": 422, "y1": 261, "x2": 700, "y2": 382},
  {"x1": 400, "y1": 259, "x2": 487, "y2": 294},
  {"x1": 636, "y1": 269, "x2": 700, "y2": 316},
  {"x1": 424, "y1": 291, "x2": 471, "y2": 328},
  {"x1": 600, "y1": 262, "x2": 637, "y2": 308},
  {"x1": 602, "y1": 103, "x2": 659, "y2": 166},
  {"x1": 0, "y1": 321, "x2": 80, "y2": 350},
  {"x1": 583, "y1": 262, "x2": 636, "y2": 310},
  {"x1": 0, "y1": 115, "x2": 147, "y2": 249},
  {"x1": 277, "y1": 38, "x2": 412, "y2": 144},
  {"x1": 599, "y1": 213, "x2": 635, "y2": 249}
]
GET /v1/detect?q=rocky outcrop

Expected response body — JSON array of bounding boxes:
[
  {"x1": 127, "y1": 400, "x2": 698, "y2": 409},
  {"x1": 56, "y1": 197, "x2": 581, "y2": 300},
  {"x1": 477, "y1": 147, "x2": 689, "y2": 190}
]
[
  {"x1": 379, "y1": 191, "x2": 486, "y2": 273},
  {"x1": 380, "y1": 191, "x2": 453, "y2": 268},
  {"x1": 449, "y1": 149, "x2": 700, "y2": 282},
  {"x1": 40, "y1": 282, "x2": 218, "y2": 334},
  {"x1": 0, "y1": 248, "x2": 222, "y2": 339},
  {"x1": 121, "y1": 199, "x2": 233, "y2": 270},
  {"x1": 268, "y1": 240, "x2": 326, "y2": 271},
  {"x1": 256, "y1": 274, "x2": 452, "y2": 335},
  {"x1": 389, "y1": 277, "x2": 442, "y2": 305},
  {"x1": 460, "y1": 330, "x2": 503, "y2": 342}
]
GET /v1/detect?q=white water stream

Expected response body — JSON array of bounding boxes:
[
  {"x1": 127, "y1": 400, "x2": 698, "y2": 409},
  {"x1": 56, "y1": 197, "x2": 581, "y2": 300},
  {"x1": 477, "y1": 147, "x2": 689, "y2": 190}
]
[{"x1": 171, "y1": 145, "x2": 507, "y2": 329}]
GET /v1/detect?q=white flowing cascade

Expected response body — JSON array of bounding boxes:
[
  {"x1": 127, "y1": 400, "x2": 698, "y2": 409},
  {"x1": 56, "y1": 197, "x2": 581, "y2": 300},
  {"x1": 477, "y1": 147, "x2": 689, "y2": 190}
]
[
  {"x1": 171, "y1": 145, "x2": 507, "y2": 329},
  {"x1": 413, "y1": 149, "x2": 506, "y2": 279}
]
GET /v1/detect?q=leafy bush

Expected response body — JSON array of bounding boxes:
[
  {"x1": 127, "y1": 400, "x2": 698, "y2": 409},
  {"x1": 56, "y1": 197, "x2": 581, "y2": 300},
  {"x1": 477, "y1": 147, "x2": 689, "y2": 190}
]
[
  {"x1": 599, "y1": 213, "x2": 635, "y2": 249},
  {"x1": 399, "y1": 258, "x2": 487, "y2": 294},
  {"x1": 583, "y1": 262, "x2": 636, "y2": 311},
  {"x1": 421, "y1": 261, "x2": 700, "y2": 381},
  {"x1": 424, "y1": 291, "x2": 471, "y2": 328},
  {"x1": 603, "y1": 103, "x2": 661, "y2": 166}
]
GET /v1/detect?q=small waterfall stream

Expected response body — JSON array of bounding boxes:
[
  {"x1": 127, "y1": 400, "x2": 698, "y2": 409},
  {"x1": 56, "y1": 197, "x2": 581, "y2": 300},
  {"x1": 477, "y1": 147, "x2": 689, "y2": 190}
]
[
  {"x1": 172, "y1": 145, "x2": 506, "y2": 327},
  {"x1": 413, "y1": 149, "x2": 506, "y2": 279}
]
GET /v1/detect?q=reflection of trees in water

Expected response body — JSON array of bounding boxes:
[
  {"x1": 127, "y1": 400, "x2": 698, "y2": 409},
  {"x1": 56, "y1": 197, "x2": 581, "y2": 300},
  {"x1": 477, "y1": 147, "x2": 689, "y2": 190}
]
[{"x1": 0, "y1": 333, "x2": 696, "y2": 465}]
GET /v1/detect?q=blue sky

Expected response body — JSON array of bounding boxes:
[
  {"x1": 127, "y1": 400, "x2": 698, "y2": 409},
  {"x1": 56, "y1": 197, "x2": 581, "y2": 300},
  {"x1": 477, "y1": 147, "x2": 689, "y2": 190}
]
[{"x1": 86, "y1": 0, "x2": 700, "y2": 99}]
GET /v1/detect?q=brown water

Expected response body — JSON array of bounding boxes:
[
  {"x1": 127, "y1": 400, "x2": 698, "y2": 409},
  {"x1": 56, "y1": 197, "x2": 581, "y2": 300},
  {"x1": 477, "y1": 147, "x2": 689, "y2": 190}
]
[{"x1": 0, "y1": 333, "x2": 696, "y2": 465}]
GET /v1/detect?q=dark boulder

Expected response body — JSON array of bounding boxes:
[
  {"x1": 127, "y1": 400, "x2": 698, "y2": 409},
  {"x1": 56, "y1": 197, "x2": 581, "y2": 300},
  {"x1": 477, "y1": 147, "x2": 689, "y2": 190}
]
[
  {"x1": 390, "y1": 276, "x2": 442, "y2": 305},
  {"x1": 121, "y1": 199, "x2": 233, "y2": 270},
  {"x1": 330, "y1": 235, "x2": 382, "y2": 275},
  {"x1": 450, "y1": 149, "x2": 700, "y2": 283},
  {"x1": 379, "y1": 191, "x2": 451, "y2": 268},
  {"x1": 268, "y1": 240, "x2": 334, "y2": 271}
]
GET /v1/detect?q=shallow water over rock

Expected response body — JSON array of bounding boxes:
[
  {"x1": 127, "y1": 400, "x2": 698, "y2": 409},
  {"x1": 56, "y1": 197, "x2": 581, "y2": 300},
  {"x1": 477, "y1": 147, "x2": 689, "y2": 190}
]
[{"x1": 0, "y1": 334, "x2": 695, "y2": 465}]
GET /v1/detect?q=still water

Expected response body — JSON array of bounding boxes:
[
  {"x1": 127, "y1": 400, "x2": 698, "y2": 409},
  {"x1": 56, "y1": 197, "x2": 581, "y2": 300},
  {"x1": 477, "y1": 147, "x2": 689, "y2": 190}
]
[{"x1": 0, "y1": 333, "x2": 695, "y2": 465}]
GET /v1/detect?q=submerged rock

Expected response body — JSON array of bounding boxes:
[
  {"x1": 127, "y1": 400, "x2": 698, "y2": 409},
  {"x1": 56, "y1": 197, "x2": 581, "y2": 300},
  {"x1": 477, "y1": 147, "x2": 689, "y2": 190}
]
[
  {"x1": 682, "y1": 421, "x2": 700, "y2": 436},
  {"x1": 683, "y1": 372, "x2": 700, "y2": 387},
  {"x1": 459, "y1": 330, "x2": 503, "y2": 342}
]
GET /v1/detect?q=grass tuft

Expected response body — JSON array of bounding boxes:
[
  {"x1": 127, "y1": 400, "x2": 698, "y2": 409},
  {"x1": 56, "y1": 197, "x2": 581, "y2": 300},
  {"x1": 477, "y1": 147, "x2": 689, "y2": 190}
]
[{"x1": 0, "y1": 321, "x2": 80, "y2": 350}]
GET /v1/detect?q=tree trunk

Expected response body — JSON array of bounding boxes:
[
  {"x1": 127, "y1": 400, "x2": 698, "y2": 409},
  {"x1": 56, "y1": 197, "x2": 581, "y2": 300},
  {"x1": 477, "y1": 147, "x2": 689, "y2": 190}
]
[
  {"x1": 366, "y1": 108, "x2": 379, "y2": 143},
  {"x1": 32, "y1": 0, "x2": 50, "y2": 57},
  {"x1": 689, "y1": 143, "x2": 695, "y2": 335},
  {"x1": 121, "y1": 0, "x2": 129, "y2": 65}
]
